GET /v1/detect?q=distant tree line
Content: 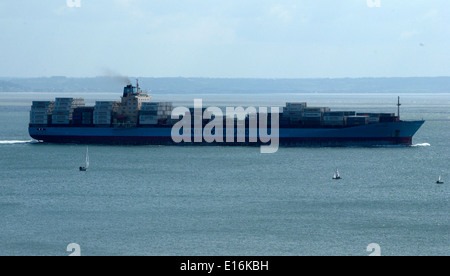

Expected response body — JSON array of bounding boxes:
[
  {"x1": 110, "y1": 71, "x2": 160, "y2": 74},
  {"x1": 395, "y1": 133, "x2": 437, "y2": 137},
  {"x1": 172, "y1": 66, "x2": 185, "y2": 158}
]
[{"x1": 1, "y1": 76, "x2": 449, "y2": 93}]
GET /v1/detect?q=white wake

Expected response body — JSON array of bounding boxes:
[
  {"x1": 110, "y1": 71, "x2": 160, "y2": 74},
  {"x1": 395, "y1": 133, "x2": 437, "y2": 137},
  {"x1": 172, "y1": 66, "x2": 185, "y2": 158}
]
[
  {"x1": 412, "y1": 143, "x2": 431, "y2": 147},
  {"x1": 0, "y1": 140, "x2": 37, "y2": 145}
]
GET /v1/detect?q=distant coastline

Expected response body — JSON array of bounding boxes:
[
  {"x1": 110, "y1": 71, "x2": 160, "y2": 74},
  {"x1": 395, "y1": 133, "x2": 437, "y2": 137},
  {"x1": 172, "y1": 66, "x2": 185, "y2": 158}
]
[{"x1": 1, "y1": 76, "x2": 449, "y2": 94}]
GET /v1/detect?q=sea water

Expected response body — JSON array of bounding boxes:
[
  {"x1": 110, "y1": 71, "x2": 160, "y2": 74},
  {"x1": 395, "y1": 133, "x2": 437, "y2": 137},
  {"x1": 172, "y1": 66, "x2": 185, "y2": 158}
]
[{"x1": 0, "y1": 92, "x2": 448, "y2": 256}]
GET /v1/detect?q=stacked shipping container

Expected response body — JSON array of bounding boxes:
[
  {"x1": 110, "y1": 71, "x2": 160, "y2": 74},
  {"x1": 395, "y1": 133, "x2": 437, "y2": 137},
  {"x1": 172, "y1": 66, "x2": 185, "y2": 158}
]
[
  {"x1": 139, "y1": 102, "x2": 173, "y2": 125},
  {"x1": 279, "y1": 102, "x2": 395, "y2": 127},
  {"x1": 346, "y1": 116, "x2": 369, "y2": 126},
  {"x1": 283, "y1": 102, "x2": 307, "y2": 123},
  {"x1": 52, "y1": 98, "x2": 85, "y2": 125},
  {"x1": 72, "y1": 107, "x2": 95, "y2": 126},
  {"x1": 30, "y1": 96, "x2": 399, "y2": 129},
  {"x1": 323, "y1": 111, "x2": 356, "y2": 126},
  {"x1": 30, "y1": 101, "x2": 54, "y2": 125},
  {"x1": 93, "y1": 101, "x2": 118, "y2": 126},
  {"x1": 302, "y1": 107, "x2": 330, "y2": 126}
]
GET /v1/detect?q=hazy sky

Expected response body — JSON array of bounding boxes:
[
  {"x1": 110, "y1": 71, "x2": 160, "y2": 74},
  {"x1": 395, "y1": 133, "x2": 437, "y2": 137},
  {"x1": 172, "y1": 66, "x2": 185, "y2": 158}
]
[{"x1": 1, "y1": 0, "x2": 449, "y2": 78}]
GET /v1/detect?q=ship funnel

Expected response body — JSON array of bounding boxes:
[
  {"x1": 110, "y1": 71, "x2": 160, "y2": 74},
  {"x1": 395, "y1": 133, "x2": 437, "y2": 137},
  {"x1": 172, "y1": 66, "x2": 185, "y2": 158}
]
[{"x1": 123, "y1": 84, "x2": 136, "y2": 97}]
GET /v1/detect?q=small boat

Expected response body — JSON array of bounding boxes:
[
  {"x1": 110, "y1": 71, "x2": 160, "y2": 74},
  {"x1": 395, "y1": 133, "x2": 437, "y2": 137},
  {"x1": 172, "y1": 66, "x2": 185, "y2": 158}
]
[
  {"x1": 333, "y1": 169, "x2": 341, "y2": 180},
  {"x1": 436, "y1": 175, "x2": 444, "y2": 184},
  {"x1": 79, "y1": 147, "x2": 89, "y2": 171}
]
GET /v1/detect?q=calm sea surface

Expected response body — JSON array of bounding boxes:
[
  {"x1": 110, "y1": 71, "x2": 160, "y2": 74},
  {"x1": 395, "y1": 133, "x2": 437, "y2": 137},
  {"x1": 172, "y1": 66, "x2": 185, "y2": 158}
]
[{"x1": 0, "y1": 91, "x2": 448, "y2": 256}]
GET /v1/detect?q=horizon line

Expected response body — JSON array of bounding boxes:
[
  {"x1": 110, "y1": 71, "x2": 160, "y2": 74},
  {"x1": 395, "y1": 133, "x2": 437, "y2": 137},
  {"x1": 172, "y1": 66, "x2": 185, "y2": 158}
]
[{"x1": 2, "y1": 75, "x2": 450, "y2": 80}]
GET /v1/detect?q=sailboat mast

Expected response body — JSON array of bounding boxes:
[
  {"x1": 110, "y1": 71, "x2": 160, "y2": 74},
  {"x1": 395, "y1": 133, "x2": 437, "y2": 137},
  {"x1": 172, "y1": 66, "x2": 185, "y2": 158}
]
[{"x1": 86, "y1": 146, "x2": 89, "y2": 168}]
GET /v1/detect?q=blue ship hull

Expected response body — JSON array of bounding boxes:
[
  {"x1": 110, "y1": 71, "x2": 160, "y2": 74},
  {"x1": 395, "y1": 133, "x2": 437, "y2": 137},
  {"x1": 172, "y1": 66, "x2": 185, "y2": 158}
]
[{"x1": 29, "y1": 120, "x2": 424, "y2": 147}]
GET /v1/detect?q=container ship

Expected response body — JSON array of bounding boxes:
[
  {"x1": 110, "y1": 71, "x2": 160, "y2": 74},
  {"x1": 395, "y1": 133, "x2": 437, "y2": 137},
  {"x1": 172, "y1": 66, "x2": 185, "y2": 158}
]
[{"x1": 28, "y1": 82, "x2": 424, "y2": 147}]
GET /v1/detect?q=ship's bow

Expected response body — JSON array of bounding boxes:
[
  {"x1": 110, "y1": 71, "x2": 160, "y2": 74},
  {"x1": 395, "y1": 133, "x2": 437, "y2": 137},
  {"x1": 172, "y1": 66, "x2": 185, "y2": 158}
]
[{"x1": 396, "y1": 120, "x2": 425, "y2": 146}]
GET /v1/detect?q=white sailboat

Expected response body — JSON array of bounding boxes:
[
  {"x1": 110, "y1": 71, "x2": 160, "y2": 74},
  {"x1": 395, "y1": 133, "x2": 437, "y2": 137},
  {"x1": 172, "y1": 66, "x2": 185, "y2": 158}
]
[
  {"x1": 436, "y1": 175, "x2": 444, "y2": 184},
  {"x1": 333, "y1": 169, "x2": 341, "y2": 180},
  {"x1": 79, "y1": 147, "x2": 89, "y2": 171}
]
